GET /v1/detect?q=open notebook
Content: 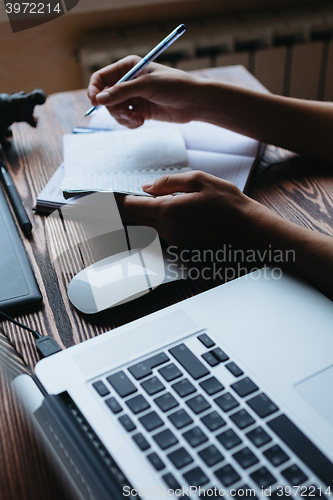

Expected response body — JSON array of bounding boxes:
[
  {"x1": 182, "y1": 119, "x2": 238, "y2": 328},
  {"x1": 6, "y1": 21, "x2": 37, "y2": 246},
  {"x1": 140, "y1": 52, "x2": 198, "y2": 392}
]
[{"x1": 60, "y1": 108, "x2": 261, "y2": 197}]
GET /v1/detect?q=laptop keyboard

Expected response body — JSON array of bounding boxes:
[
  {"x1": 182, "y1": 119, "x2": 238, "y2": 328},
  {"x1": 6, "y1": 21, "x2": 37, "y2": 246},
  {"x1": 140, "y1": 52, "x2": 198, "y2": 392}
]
[{"x1": 90, "y1": 331, "x2": 332, "y2": 498}]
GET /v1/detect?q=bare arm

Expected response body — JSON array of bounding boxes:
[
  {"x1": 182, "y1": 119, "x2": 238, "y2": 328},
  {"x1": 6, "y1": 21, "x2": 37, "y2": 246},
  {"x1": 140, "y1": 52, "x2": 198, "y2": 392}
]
[
  {"x1": 248, "y1": 201, "x2": 333, "y2": 297},
  {"x1": 89, "y1": 56, "x2": 333, "y2": 163},
  {"x1": 122, "y1": 173, "x2": 333, "y2": 298},
  {"x1": 196, "y1": 82, "x2": 333, "y2": 163}
]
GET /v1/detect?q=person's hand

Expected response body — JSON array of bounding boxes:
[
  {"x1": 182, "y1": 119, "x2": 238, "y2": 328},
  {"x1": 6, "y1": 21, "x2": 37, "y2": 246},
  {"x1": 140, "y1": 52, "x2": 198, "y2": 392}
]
[
  {"x1": 87, "y1": 56, "x2": 203, "y2": 129},
  {"x1": 120, "y1": 171, "x2": 255, "y2": 248}
]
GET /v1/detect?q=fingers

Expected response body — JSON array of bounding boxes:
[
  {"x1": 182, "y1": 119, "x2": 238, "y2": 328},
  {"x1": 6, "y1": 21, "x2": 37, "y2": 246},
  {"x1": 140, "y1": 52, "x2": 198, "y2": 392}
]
[
  {"x1": 105, "y1": 98, "x2": 147, "y2": 128},
  {"x1": 95, "y1": 74, "x2": 155, "y2": 108},
  {"x1": 88, "y1": 55, "x2": 142, "y2": 105},
  {"x1": 88, "y1": 72, "x2": 108, "y2": 106},
  {"x1": 142, "y1": 171, "x2": 207, "y2": 195},
  {"x1": 110, "y1": 110, "x2": 144, "y2": 129},
  {"x1": 122, "y1": 195, "x2": 162, "y2": 220}
]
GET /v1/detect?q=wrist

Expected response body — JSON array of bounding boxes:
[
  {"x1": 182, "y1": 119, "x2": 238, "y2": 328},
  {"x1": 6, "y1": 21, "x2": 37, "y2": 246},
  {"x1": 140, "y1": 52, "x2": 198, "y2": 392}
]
[
  {"x1": 190, "y1": 79, "x2": 220, "y2": 123},
  {"x1": 245, "y1": 200, "x2": 280, "y2": 249},
  {"x1": 191, "y1": 79, "x2": 240, "y2": 125}
]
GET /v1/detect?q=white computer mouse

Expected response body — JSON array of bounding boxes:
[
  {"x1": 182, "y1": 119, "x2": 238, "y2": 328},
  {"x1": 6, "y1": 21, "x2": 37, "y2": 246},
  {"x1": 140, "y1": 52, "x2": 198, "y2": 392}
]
[
  {"x1": 67, "y1": 231, "x2": 165, "y2": 314},
  {"x1": 47, "y1": 192, "x2": 185, "y2": 314}
]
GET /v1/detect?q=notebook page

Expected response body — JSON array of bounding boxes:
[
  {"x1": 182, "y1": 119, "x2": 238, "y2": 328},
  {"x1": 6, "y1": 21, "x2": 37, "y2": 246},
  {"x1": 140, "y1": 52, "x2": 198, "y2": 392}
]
[
  {"x1": 187, "y1": 150, "x2": 255, "y2": 191},
  {"x1": 89, "y1": 107, "x2": 259, "y2": 157},
  {"x1": 62, "y1": 126, "x2": 188, "y2": 194},
  {"x1": 61, "y1": 167, "x2": 190, "y2": 196},
  {"x1": 178, "y1": 121, "x2": 258, "y2": 157},
  {"x1": 37, "y1": 163, "x2": 67, "y2": 205}
]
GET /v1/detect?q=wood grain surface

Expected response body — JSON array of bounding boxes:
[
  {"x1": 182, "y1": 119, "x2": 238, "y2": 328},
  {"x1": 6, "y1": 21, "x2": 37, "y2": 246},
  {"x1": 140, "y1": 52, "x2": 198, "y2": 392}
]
[{"x1": 1, "y1": 66, "x2": 333, "y2": 499}]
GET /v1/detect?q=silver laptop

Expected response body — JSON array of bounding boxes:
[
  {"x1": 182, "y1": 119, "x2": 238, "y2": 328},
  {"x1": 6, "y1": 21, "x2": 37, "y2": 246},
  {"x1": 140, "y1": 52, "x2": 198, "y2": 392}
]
[{"x1": 14, "y1": 267, "x2": 333, "y2": 500}]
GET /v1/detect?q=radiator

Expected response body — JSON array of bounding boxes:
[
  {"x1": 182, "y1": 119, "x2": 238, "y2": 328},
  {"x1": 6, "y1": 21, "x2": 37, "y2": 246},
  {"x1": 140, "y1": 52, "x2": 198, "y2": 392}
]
[{"x1": 79, "y1": 3, "x2": 333, "y2": 100}]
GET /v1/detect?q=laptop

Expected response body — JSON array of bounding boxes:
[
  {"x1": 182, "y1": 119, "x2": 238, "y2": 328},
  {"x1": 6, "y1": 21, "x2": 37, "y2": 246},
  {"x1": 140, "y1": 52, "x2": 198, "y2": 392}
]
[{"x1": 14, "y1": 267, "x2": 333, "y2": 500}]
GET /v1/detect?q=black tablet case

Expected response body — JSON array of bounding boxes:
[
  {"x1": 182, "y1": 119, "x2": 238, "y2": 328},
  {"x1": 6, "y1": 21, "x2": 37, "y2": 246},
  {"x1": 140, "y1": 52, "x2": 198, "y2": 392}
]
[{"x1": 0, "y1": 186, "x2": 42, "y2": 311}]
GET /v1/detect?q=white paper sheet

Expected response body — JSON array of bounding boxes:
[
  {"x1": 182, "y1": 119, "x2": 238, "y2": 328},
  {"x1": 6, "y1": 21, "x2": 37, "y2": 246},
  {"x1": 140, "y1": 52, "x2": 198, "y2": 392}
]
[
  {"x1": 88, "y1": 107, "x2": 259, "y2": 193},
  {"x1": 62, "y1": 125, "x2": 189, "y2": 195},
  {"x1": 89, "y1": 106, "x2": 259, "y2": 157},
  {"x1": 187, "y1": 150, "x2": 255, "y2": 189}
]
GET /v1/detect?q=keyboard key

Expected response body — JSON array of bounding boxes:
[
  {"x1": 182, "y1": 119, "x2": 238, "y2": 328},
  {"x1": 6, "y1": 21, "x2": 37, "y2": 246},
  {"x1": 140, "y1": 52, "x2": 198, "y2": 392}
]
[
  {"x1": 172, "y1": 378, "x2": 196, "y2": 398},
  {"x1": 158, "y1": 363, "x2": 183, "y2": 382},
  {"x1": 281, "y1": 464, "x2": 308, "y2": 485},
  {"x1": 225, "y1": 362, "x2": 244, "y2": 377},
  {"x1": 154, "y1": 393, "x2": 179, "y2": 412},
  {"x1": 183, "y1": 426, "x2": 208, "y2": 448},
  {"x1": 162, "y1": 473, "x2": 181, "y2": 491},
  {"x1": 199, "y1": 445, "x2": 224, "y2": 467},
  {"x1": 168, "y1": 409, "x2": 193, "y2": 430},
  {"x1": 201, "y1": 411, "x2": 226, "y2": 432},
  {"x1": 230, "y1": 409, "x2": 255, "y2": 429},
  {"x1": 246, "y1": 427, "x2": 272, "y2": 448},
  {"x1": 250, "y1": 467, "x2": 276, "y2": 488},
  {"x1": 186, "y1": 395, "x2": 211, "y2": 414},
  {"x1": 211, "y1": 348, "x2": 229, "y2": 362},
  {"x1": 247, "y1": 393, "x2": 278, "y2": 418},
  {"x1": 200, "y1": 377, "x2": 224, "y2": 396},
  {"x1": 129, "y1": 352, "x2": 169, "y2": 380},
  {"x1": 217, "y1": 429, "x2": 242, "y2": 450},
  {"x1": 139, "y1": 411, "x2": 164, "y2": 432},
  {"x1": 198, "y1": 333, "x2": 215, "y2": 348},
  {"x1": 92, "y1": 380, "x2": 110, "y2": 397},
  {"x1": 147, "y1": 452, "x2": 165, "y2": 471},
  {"x1": 215, "y1": 392, "x2": 239, "y2": 412},
  {"x1": 167, "y1": 447, "x2": 193, "y2": 469},
  {"x1": 231, "y1": 377, "x2": 259, "y2": 398},
  {"x1": 264, "y1": 445, "x2": 289, "y2": 466},
  {"x1": 126, "y1": 395, "x2": 150, "y2": 414},
  {"x1": 118, "y1": 414, "x2": 136, "y2": 432},
  {"x1": 267, "y1": 414, "x2": 333, "y2": 488},
  {"x1": 153, "y1": 429, "x2": 178, "y2": 450},
  {"x1": 202, "y1": 352, "x2": 220, "y2": 367},
  {"x1": 141, "y1": 376, "x2": 165, "y2": 396},
  {"x1": 105, "y1": 397, "x2": 122, "y2": 414},
  {"x1": 169, "y1": 344, "x2": 210, "y2": 380},
  {"x1": 106, "y1": 371, "x2": 137, "y2": 398},
  {"x1": 233, "y1": 447, "x2": 259, "y2": 469},
  {"x1": 215, "y1": 464, "x2": 240, "y2": 487},
  {"x1": 184, "y1": 467, "x2": 209, "y2": 487},
  {"x1": 132, "y1": 433, "x2": 150, "y2": 451}
]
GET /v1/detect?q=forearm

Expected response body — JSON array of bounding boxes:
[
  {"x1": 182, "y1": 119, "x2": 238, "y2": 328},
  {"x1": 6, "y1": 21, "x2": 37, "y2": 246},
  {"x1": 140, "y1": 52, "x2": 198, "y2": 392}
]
[
  {"x1": 248, "y1": 201, "x2": 333, "y2": 297},
  {"x1": 193, "y1": 78, "x2": 333, "y2": 163}
]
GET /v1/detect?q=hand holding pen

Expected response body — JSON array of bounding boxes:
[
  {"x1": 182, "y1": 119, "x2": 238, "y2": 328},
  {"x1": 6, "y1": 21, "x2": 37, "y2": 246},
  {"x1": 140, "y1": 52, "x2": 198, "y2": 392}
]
[
  {"x1": 87, "y1": 53, "x2": 201, "y2": 129},
  {"x1": 86, "y1": 24, "x2": 186, "y2": 117}
]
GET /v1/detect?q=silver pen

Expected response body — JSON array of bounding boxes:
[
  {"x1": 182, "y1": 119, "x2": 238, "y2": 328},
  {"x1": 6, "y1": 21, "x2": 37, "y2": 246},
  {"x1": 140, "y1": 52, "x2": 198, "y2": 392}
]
[{"x1": 85, "y1": 24, "x2": 186, "y2": 117}]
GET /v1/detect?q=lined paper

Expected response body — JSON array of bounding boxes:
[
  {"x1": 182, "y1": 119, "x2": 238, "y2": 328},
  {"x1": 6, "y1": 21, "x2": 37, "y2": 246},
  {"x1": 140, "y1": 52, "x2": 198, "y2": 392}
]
[{"x1": 62, "y1": 125, "x2": 189, "y2": 195}]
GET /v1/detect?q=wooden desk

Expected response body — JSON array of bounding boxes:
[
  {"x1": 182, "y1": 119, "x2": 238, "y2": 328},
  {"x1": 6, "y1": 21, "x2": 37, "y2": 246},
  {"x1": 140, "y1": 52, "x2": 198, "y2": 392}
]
[{"x1": 1, "y1": 66, "x2": 333, "y2": 500}]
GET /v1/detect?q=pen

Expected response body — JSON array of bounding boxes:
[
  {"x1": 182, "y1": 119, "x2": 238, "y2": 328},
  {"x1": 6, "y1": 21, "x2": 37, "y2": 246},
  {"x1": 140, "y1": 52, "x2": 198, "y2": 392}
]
[
  {"x1": 85, "y1": 23, "x2": 186, "y2": 117},
  {"x1": 0, "y1": 161, "x2": 32, "y2": 237}
]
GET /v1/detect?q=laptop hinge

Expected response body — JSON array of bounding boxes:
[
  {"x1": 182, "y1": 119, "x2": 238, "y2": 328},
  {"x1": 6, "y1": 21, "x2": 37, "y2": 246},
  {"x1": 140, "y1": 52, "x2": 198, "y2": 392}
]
[{"x1": 34, "y1": 391, "x2": 134, "y2": 500}]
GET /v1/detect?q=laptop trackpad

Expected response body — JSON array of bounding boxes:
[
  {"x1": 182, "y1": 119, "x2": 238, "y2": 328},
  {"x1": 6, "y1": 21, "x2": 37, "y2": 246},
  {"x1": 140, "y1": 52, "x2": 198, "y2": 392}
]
[{"x1": 295, "y1": 365, "x2": 333, "y2": 426}]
